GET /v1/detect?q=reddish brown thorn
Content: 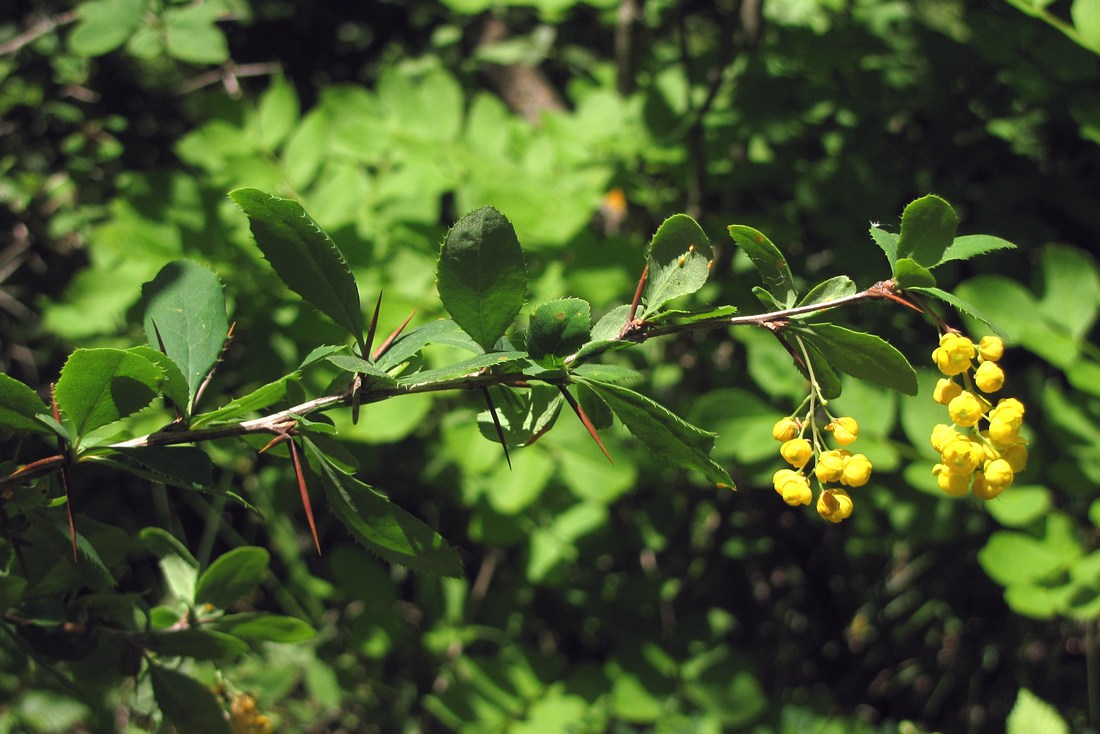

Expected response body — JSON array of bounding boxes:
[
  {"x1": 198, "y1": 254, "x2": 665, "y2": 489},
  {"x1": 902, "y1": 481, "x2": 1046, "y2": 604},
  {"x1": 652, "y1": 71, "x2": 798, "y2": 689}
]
[
  {"x1": 558, "y1": 386, "x2": 613, "y2": 464},
  {"x1": 372, "y1": 310, "x2": 416, "y2": 362},
  {"x1": 258, "y1": 432, "x2": 290, "y2": 454},
  {"x1": 288, "y1": 438, "x2": 321, "y2": 555},
  {"x1": 364, "y1": 291, "x2": 384, "y2": 357},
  {"x1": 627, "y1": 263, "x2": 649, "y2": 325},
  {"x1": 481, "y1": 388, "x2": 511, "y2": 470}
]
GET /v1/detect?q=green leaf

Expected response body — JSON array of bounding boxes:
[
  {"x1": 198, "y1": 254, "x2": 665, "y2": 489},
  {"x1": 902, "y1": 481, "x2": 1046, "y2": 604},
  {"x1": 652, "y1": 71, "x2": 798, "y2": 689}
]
[
  {"x1": 194, "y1": 547, "x2": 270, "y2": 609},
  {"x1": 146, "y1": 629, "x2": 248, "y2": 660},
  {"x1": 727, "y1": 225, "x2": 797, "y2": 307},
  {"x1": 906, "y1": 286, "x2": 1004, "y2": 335},
  {"x1": 376, "y1": 319, "x2": 482, "y2": 372},
  {"x1": 54, "y1": 348, "x2": 164, "y2": 440},
  {"x1": 149, "y1": 665, "x2": 232, "y2": 734},
  {"x1": 0, "y1": 373, "x2": 51, "y2": 436},
  {"x1": 1073, "y1": 0, "x2": 1100, "y2": 51},
  {"x1": 190, "y1": 373, "x2": 299, "y2": 428},
  {"x1": 571, "y1": 364, "x2": 644, "y2": 385},
  {"x1": 985, "y1": 486, "x2": 1052, "y2": 528},
  {"x1": 869, "y1": 227, "x2": 898, "y2": 273},
  {"x1": 897, "y1": 194, "x2": 958, "y2": 267},
  {"x1": 795, "y1": 275, "x2": 857, "y2": 310},
  {"x1": 794, "y1": 337, "x2": 843, "y2": 401},
  {"x1": 396, "y1": 352, "x2": 526, "y2": 388},
  {"x1": 230, "y1": 188, "x2": 364, "y2": 349},
  {"x1": 0, "y1": 574, "x2": 26, "y2": 613},
  {"x1": 68, "y1": 0, "x2": 147, "y2": 56},
  {"x1": 437, "y1": 206, "x2": 527, "y2": 351},
  {"x1": 141, "y1": 261, "x2": 228, "y2": 414},
  {"x1": 935, "y1": 234, "x2": 1017, "y2": 266},
  {"x1": 126, "y1": 346, "x2": 189, "y2": 415},
  {"x1": 164, "y1": 2, "x2": 229, "y2": 64},
  {"x1": 528, "y1": 298, "x2": 592, "y2": 361},
  {"x1": 112, "y1": 447, "x2": 214, "y2": 491},
  {"x1": 893, "y1": 258, "x2": 937, "y2": 288},
  {"x1": 1007, "y1": 689, "x2": 1070, "y2": 734},
  {"x1": 978, "y1": 531, "x2": 1073, "y2": 586},
  {"x1": 794, "y1": 324, "x2": 918, "y2": 395},
  {"x1": 578, "y1": 379, "x2": 733, "y2": 488},
  {"x1": 325, "y1": 355, "x2": 399, "y2": 388},
  {"x1": 476, "y1": 385, "x2": 563, "y2": 446},
  {"x1": 304, "y1": 439, "x2": 462, "y2": 576},
  {"x1": 643, "y1": 215, "x2": 714, "y2": 314},
  {"x1": 211, "y1": 613, "x2": 317, "y2": 643}
]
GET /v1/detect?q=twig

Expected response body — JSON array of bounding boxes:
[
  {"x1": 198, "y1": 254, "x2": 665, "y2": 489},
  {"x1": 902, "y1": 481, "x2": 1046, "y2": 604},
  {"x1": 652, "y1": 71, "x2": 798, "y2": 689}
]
[{"x1": 0, "y1": 11, "x2": 78, "y2": 56}]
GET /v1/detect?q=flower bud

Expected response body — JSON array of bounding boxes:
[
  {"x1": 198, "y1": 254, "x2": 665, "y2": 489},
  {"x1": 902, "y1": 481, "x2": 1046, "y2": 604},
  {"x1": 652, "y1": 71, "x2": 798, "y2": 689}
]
[
  {"x1": 817, "y1": 488, "x2": 853, "y2": 523},
  {"x1": 931, "y1": 423, "x2": 960, "y2": 453},
  {"x1": 841, "y1": 453, "x2": 873, "y2": 487},
  {"x1": 941, "y1": 438, "x2": 983, "y2": 474},
  {"x1": 814, "y1": 449, "x2": 849, "y2": 483},
  {"x1": 1002, "y1": 442, "x2": 1028, "y2": 473},
  {"x1": 971, "y1": 472, "x2": 1002, "y2": 500},
  {"x1": 978, "y1": 335, "x2": 1004, "y2": 362},
  {"x1": 780, "y1": 438, "x2": 813, "y2": 468},
  {"x1": 933, "y1": 464, "x2": 971, "y2": 497},
  {"x1": 948, "y1": 392, "x2": 984, "y2": 428},
  {"x1": 772, "y1": 416, "x2": 800, "y2": 442},
  {"x1": 933, "y1": 378, "x2": 963, "y2": 406},
  {"x1": 974, "y1": 360, "x2": 1005, "y2": 393},
  {"x1": 827, "y1": 416, "x2": 859, "y2": 446},
  {"x1": 984, "y1": 458, "x2": 1014, "y2": 491}
]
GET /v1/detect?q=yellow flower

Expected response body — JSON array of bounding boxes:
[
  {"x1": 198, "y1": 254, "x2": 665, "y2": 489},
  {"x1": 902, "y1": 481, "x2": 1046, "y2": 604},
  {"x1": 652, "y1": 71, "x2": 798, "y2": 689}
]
[
  {"x1": 932, "y1": 333, "x2": 975, "y2": 376},
  {"x1": 988, "y1": 419, "x2": 1019, "y2": 444},
  {"x1": 978, "y1": 335, "x2": 1004, "y2": 362},
  {"x1": 817, "y1": 488, "x2": 853, "y2": 523},
  {"x1": 780, "y1": 438, "x2": 813, "y2": 468},
  {"x1": 774, "y1": 470, "x2": 812, "y2": 506},
  {"x1": 948, "y1": 392, "x2": 984, "y2": 428},
  {"x1": 933, "y1": 378, "x2": 963, "y2": 406},
  {"x1": 941, "y1": 438, "x2": 983, "y2": 475},
  {"x1": 814, "y1": 449, "x2": 850, "y2": 483},
  {"x1": 983, "y1": 458, "x2": 1014, "y2": 491},
  {"x1": 931, "y1": 423, "x2": 961, "y2": 453},
  {"x1": 772, "y1": 416, "x2": 800, "y2": 442},
  {"x1": 841, "y1": 453, "x2": 873, "y2": 487},
  {"x1": 827, "y1": 416, "x2": 859, "y2": 446},
  {"x1": 971, "y1": 472, "x2": 1000, "y2": 500},
  {"x1": 974, "y1": 360, "x2": 1005, "y2": 393},
  {"x1": 1002, "y1": 442, "x2": 1028, "y2": 473},
  {"x1": 933, "y1": 464, "x2": 971, "y2": 497}
]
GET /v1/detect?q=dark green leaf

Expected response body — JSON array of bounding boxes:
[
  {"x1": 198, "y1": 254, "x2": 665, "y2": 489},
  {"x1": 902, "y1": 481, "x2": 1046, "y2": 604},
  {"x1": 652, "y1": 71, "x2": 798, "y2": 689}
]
[
  {"x1": 752, "y1": 286, "x2": 785, "y2": 311},
  {"x1": 230, "y1": 188, "x2": 364, "y2": 349},
  {"x1": 54, "y1": 349, "x2": 163, "y2": 440},
  {"x1": 146, "y1": 629, "x2": 248, "y2": 660},
  {"x1": 194, "y1": 547, "x2": 270, "y2": 609},
  {"x1": 0, "y1": 373, "x2": 50, "y2": 436},
  {"x1": 577, "y1": 383, "x2": 613, "y2": 430},
  {"x1": 190, "y1": 373, "x2": 299, "y2": 428},
  {"x1": 936, "y1": 234, "x2": 1016, "y2": 266},
  {"x1": 894, "y1": 258, "x2": 937, "y2": 288},
  {"x1": 141, "y1": 261, "x2": 228, "y2": 414},
  {"x1": 796, "y1": 276, "x2": 857, "y2": 309},
  {"x1": 528, "y1": 298, "x2": 592, "y2": 361},
  {"x1": 578, "y1": 379, "x2": 734, "y2": 488},
  {"x1": 437, "y1": 206, "x2": 527, "y2": 351},
  {"x1": 0, "y1": 575, "x2": 26, "y2": 613},
  {"x1": 571, "y1": 364, "x2": 644, "y2": 385},
  {"x1": 794, "y1": 324, "x2": 918, "y2": 395},
  {"x1": 727, "y1": 225, "x2": 797, "y2": 307},
  {"x1": 870, "y1": 227, "x2": 899, "y2": 272},
  {"x1": 112, "y1": 446, "x2": 214, "y2": 490},
  {"x1": 376, "y1": 319, "x2": 483, "y2": 372},
  {"x1": 396, "y1": 352, "x2": 526, "y2": 388},
  {"x1": 304, "y1": 440, "x2": 462, "y2": 576},
  {"x1": 906, "y1": 286, "x2": 1005, "y2": 336},
  {"x1": 300, "y1": 344, "x2": 347, "y2": 368},
  {"x1": 476, "y1": 385, "x2": 563, "y2": 446},
  {"x1": 798, "y1": 338, "x2": 844, "y2": 401},
  {"x1": 126, "y1": 346, "x2": 189, "y2": 415},
  {"x1": 149, "y1": 664, "x2": 232, "y2": 734},
  {"x1": 325, "y1": 355, "x2": 399, "y2": 388},
  {"x1": 211, "y1": 613, "x2": 317, "y2": 643},
  {"x1": 897, "y1": 194, "x2": 958, "y2": 267},
  {"x1": 643, "y1": 215, "x2": 714, "y2": 314}
]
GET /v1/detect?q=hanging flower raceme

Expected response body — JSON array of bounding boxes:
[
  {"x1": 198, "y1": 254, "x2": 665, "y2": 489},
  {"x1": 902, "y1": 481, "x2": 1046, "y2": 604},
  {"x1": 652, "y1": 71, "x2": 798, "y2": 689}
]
[
  {"x1": 770, "y1": 412, "x2": 872, "y2": 522},
  {"x1": 929, "y1": 333, "x2": 1027, "y2": 500}
]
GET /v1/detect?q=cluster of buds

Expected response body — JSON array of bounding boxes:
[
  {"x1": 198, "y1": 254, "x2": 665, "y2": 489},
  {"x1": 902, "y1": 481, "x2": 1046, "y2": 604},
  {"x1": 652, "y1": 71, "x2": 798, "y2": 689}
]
[
  {"x1": 771, "y1": 414, "x2": 873, "y2": 523},
  {"x1": 930, "y1": 333, "x2": 1027, "y2": 500},
  {"x1": 230, "y1": 693, "x2": 273, "y2": 734}
]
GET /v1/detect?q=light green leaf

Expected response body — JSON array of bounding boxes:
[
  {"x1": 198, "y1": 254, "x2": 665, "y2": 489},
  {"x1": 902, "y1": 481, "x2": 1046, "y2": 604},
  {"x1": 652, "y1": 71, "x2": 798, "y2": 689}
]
[
  {"x1": 794, "y1": 324, "x2": 918, "y2": 395},
  {"x1": 476, "y1": 385, "x2": 563, "y2": 446},
  {"x1": 978, "y1": 531, "x2": 1074, "y2": 586},
  {"x1": 211, "y1": 613, "x2": 317, "y2": 643},
  {"x1": 195, "y1": 547, "x2": 270, "y2": 609},
  {"x1": 528, "y1": 298, "x2": 591, "y2": 361},
  {"x1": 68, "y1": 0, "x2": 147, "y2": 56},
  {"x1": 304, "y1": 440, "x2": 462, "y2": 576},
  {"x1": 579, "y1": 379, "x2": 734, "y2": 488},
  {"x1": 795, "y1": 275, "x2": 857, "y2": 310},
  {"x1": 1007, "y1": 689, "x2": 1069, "y2": 734},
  {"x1": 935, "y1": 234, "x2": 1017, "y2": 266},
  {"x1": 325, "y1": 355, "x2": 399, "y2": 388},
  {"x1": 396, "y1": 352, "x2": 526, "y2": 388},
  {"x1": 869, "y1": 227, "x2": 898, "y2": 272},
  {"x1": 437, "y1": 206, "x2": 527, "y2": 351},
  {"x1": 149, "y1": 665, "x2": 232, "y2": 734},
  {"x1": 230, "y1": 188, "x2": 364, "y2": 349},
  {"x1": 54, "y1": 349, "x2": 164, "y2": 440},
  {"x1": 1039, "y1": 244, "x2": 1099, "y2": 341},
  {"x1": 164, "y1": 2, "x2": 229, "y2": 64},
  {"x1": 894, "y1": 258, "x2": 937, "y2": 288},
  {"x1": 896, "y1": 194, "x2": 958, "y2": 267},
  {"x1": 0, "y1": 373, "x2": 51, "y2": 436},
  {"x1": 257, "y1": 76, "x2": 300, "y2": 150},
  {"x1": 643, "y1": 215, "x2": 714, "y2": 314},
  {"x1": 376, "y1": 319, "x2": 483, "y2": 371},
  {"x1": 141, "y1": 261, "x2": 228, "y2": 413},
  {"x1": 1073, "y1": 0, "x2": 1100, "y2": 51},
  {"x1": 985, "y1": 486, "x2": 1052, "y2": 528},
  {"x1": 126, "y1": 346, "x2": 189, "y2": 414},
  {"x1": 571, "y1": 364, "x2": 643, "y2": 385},
  {"x1": 727, "y1": 225, "x2": 797, "y2": 307},
  {"x1": 190, "y1": 373, "x2": 299, "y2": 428}
]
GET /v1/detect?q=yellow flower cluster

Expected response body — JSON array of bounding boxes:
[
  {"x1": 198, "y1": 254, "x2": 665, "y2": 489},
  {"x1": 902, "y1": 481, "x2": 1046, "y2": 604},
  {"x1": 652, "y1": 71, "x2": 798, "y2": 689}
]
[
  {"x1": 930, "y1": 333, "x2": 1027, "y2": 500},
  {"x1": 771, "y1": 414, "x2": 873, "y2": 523},
  {"x1": 230, "y1": 694, "x2": 273, "y2": 734}
]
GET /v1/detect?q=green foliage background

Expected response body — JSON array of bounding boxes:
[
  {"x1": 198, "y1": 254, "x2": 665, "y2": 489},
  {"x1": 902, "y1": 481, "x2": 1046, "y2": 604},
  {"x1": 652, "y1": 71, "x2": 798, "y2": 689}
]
[{"x1": 3, "y1": 0, "x2": 1100, "y2": 731}]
